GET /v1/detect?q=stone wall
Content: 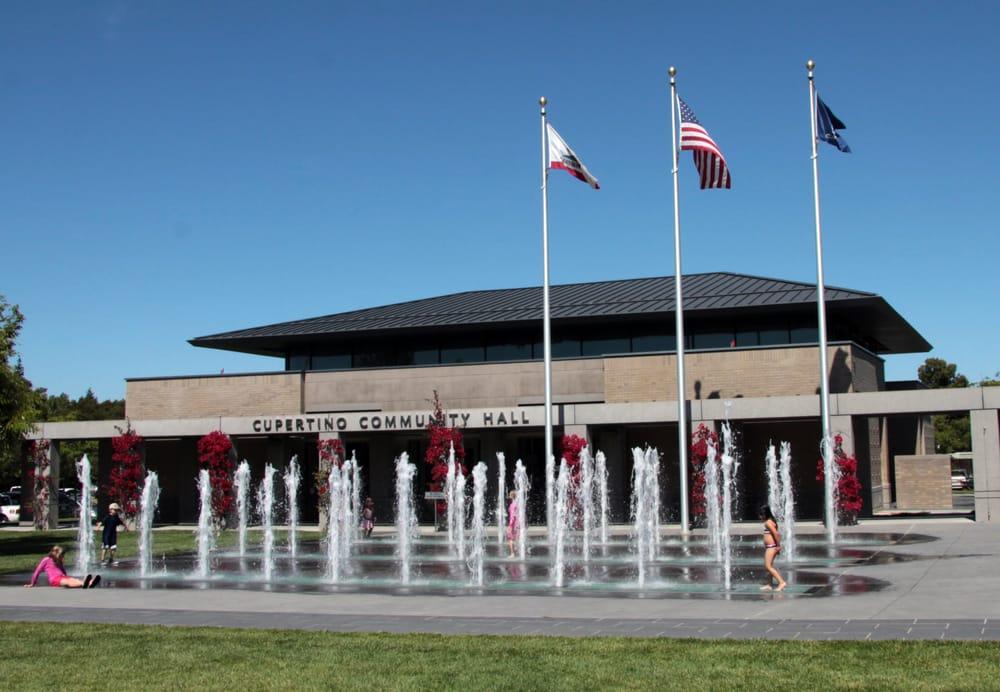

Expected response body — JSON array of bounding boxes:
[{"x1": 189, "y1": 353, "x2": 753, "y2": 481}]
[
  {"x1": 894, "y1": 454, "x2": 952, "y2": 509},
  {"x1": 126, "y1": 373, "x2": 303, "y2": 419}
]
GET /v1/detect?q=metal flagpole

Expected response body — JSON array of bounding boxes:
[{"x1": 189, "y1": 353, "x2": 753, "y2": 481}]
[
  {"x1": 669, "y1": 67, "x2": 690, "y2": 536},
  {"x1": 807, "y1": 59, "x2": 836, "y2": 543},
  {"x1": 539, "y1": 97, "x2": 555, "y2": 537}
]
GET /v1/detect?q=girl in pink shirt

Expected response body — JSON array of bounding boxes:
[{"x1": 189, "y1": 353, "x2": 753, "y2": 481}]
[
  {"x1": 505, "y1": 491, "x2": 520, "y2": 558},
  {"x1": 26, "y1": 546, "x2": 94, "y2": 588}
]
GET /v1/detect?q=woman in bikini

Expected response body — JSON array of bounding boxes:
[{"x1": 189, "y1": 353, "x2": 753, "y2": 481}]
[{"x1": 759, "y1": 505, "x2": 787, "y2": 592}]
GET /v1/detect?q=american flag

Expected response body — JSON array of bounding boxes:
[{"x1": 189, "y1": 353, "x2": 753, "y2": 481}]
[{"x1": 678, "y1": 97, "x2": 731, "y2": 189}]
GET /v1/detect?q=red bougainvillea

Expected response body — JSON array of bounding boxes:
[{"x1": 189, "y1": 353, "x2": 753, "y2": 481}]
[
  {"x1": 316, "y1": 438, "x2": 345, "y2": 501},
  {"x1": 425, "y1": 391, "x2": 466, "y2": 514},
  {"x1": 690, "y1": 423, "x2": 719, "y2": 525},
  {"x1": 28, "y1": 439, "x2": 52, "y2": 529},
  {"x1": 561, "y1": 433, "x2": 587, "y2": 479},
  {"x1": 197, "y1": 430, "x2": 235, "y2": 524},
  {"x1": 105, "y1": 423, "x2": 144, "y2": 522},
  {"x1": 816, "y1": 434, "x2": 863, "y2": 525}
]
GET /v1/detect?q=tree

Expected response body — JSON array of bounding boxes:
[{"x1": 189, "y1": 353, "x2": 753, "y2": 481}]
[
  {"x1": 0, "y1": 295, "x2": 39, "y2": 478},
  {"x1": 917, "y1": 357, "x2": 970, "y2": 453},
  {"x1": 981, "y1": 373, "x2": 1000, "y2": 387},
  {"x1": 34, "y1": 387, "x2": 125, "y2": 482},
  {"x1": 917, "y1": 358, "x2": 969, "y2": 389}
]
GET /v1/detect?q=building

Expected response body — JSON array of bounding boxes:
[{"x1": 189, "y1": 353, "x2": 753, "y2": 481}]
[{"x1": 23, "y1": 272, "x2": 1000, "y2": 526}]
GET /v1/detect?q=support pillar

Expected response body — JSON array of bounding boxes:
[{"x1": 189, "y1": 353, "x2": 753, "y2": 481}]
[{"x1": 971, "y1": 409, "x2": 1000, "y2": 522}]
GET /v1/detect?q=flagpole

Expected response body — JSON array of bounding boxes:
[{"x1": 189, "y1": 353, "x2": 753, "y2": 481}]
[
  {"x1": 807, "y1": 59, "x2": 836, "y2": 543},
  {"x1": 540, "y1": 96, "x2": 555, "y2": 537},
  {"x1": 669, "y1": 67, "x2": 690, "y2": 536}
]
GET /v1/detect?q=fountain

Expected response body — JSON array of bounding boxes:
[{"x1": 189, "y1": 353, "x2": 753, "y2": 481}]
[
  {"x1": 822, "y1": 435, "x2": 837, "y2": 543},
  {"x1": 233, "y1": 461, "x2": 251, "y2": 557},
  {"x1": 719, "y1": 423, "x2": 740, "y2": 590},
  {"x1": 257, "y1": 464, "x2": 276, "y2": 581},
  {"x1": 445, "y1": 443, "x2": 456, "y2": 550},
  {"x1": 513, "y1": 459, "x2": 529, "y2": 560},
  {"x1": 495, "y1": 452, "x2": 506, "y2": 548},
  {"x1": 195, "y1": 469, "x2": 214, "y2": 578},
  {"x1": 326, "y1": 462, "x2": 344, "y2": 582},
  {"x1": 595, "y1": 450, "x2": 609, "y2": 545},
  {"x1": 779, "y1": 441, "x2": 797, "y2": 560},
  {"x1": 630, "y1": 447, "x2": 656, "y2": 588},
  {"x1": 552, "y1": 457, "x2": 570, "y2": 587},
  {"x1": 455, "y1": 466, "x2": 467, "y2": 561},
  {"x1": 138, "y1": 471, "x2": 160, "y2": 577},
  {"x1": 545, "y1": 453, "x2": 555, "y2": 543},
  {"x1": 394, "y1": 452, "x2": 417, "y2": 585},
  {"x1": 704, "y1": 434, "x2": 722, "y2": 561},
  {"x1": 349, "y1": 451, "x2": 362, "y2": 541},
  {"x1": 48, "y1": 444, "x2": 911, "y2": 602},
  {"x1": 75, "y1": 455, "x2": 94, "y2": 574},
  {"x1": 470, "y1": 462, "x2": 487, "y2": 586},
  {"x1": 579, "y1": 446, "x2": 594, "y2": 561},
  {"x1": 284, "y1": 456, "x2": 301, "y2": 558}
]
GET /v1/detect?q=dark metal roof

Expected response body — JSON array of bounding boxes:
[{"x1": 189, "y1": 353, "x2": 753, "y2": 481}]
[{"x1": 190, "y1": 272, "x2": 930, "y2": 356}]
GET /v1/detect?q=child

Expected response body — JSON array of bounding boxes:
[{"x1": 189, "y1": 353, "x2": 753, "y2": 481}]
[
  {"x1": 100, "y1": 502, "x2": 126, "y2": 566},
  {"x1": 360, "y1": 497, "x2": 375, "y2": 538},
  {"x1": 26, "y1": 545, "x2": 100, "y2": 588}
]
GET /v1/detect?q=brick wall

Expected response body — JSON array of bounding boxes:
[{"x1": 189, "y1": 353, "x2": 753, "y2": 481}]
[
  {"x1": 603, "y1": 344, "x2": 866, "y2": 403},
  {"x1": 304, "y1": 359, "x2": 605, "y2": 412},
  {"x1": 126, "y1": 373, "x2": 303, "y2": 419},
  {"x1": 894, "y1": 454, "x2": 952, "y2": 509}
]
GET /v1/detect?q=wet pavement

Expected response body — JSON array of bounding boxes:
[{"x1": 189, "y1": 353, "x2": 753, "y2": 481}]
[{"x1": 2, "y1": 518, "x2": 999, "y2": 640}]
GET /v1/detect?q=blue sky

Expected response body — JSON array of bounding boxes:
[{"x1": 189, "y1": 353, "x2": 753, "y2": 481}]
[{"x1": 3, "y1": 1, "x2": 997, "y2": 400}]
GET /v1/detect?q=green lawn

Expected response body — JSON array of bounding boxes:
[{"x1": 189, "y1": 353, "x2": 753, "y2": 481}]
[
  {"x1": 0, "y1": 529, "x2": 322, "y2": 576},
  {"x1": 0, "y1": 622, "x2": 998, "y2": 690}
]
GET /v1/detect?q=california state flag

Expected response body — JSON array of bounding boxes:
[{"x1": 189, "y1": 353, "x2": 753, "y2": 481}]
[{"x1": 546, "y1": 123, "x2": 600, "y2": 189}]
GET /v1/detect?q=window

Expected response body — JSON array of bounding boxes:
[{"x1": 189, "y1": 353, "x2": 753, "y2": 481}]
[
  {"x1": 287, "y1": 354, "x2": 309, "y2": 370},
  {"x1": 411, "y1": 348, "x2": 439, "y2": 365},
  {"x1": 441, "y1": 345, "x2": 484, "y2": 364},
  {"x1": 692, "y1": 331, "x2": 734, "y2": 349},
  {"x1": 551, "y1": 339, "x2": 581, "y2": 358},
  {"x1": 790, "y1": 326, "x2": 819, "y2": 343},
  {"x1": 632, "y1": 333, "x2": 675, "y2": 352},
  {"x1": 312, "y1": 353, "x2": 351, "y2": 370},
  {"x1": 735, "y1": 329, "x2": 759, "y2": 347},
  {"x1": 581, "y1": 336, "x2": 630, "y2": 357},
  {"x1": 486, "y1": 342, "x2": 532, "y2": 361},
  {"x1": 759, "y1": 328, "x2": 790, "y2": 345}
]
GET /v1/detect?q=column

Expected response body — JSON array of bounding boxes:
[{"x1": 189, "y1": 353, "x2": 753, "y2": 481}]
[{"x1": 971, "y1": 409, "x2": 1000, "y2": 522}]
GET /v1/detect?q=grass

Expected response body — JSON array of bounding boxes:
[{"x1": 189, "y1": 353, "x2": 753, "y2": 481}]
[
  {"x1": 0, "y1": 528, "x2": 322, "y2": 576},
  {"x1": 1, "y1": 622, "x2": 999, "y2": 690}
]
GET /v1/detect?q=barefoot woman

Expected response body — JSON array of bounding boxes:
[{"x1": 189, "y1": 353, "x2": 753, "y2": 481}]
[{"x1": 759, "y1": 505, "x2": 787, "y2": 592}]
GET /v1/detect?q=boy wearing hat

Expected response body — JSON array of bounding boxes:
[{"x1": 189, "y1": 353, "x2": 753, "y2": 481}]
[{"x1": 100, "y1": 503, "x2": 126, "y2": 566}]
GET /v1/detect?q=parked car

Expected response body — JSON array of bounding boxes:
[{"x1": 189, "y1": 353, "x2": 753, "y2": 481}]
[
  {"x1": 951, "y1": 471, "x2": 971, "y2": 490},
  {"x1": 0, "y1": 492, "x2": 20, "y2": 523}
]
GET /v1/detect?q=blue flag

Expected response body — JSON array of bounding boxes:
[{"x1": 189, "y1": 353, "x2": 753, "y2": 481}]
[{"x1": 816, "y1": 95, "x2": 850, "y2": 153}]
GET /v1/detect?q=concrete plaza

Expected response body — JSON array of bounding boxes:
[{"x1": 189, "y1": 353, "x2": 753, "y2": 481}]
[{"x1": 2, "y1": 518, "x2": 999, "y2": 641}]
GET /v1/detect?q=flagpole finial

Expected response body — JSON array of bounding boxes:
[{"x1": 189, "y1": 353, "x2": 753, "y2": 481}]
[
  {"x1": 806, "y1": 59, "x2": 815, "y2": 78},
  {"x1": 539, "y1": 96, "x2": 547, "y2": 107},
  {"x1": 668, "y1": 66, "x2": 676, "y2": 83}
]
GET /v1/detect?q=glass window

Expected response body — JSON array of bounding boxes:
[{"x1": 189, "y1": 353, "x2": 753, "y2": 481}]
[
  {"x1": 759, "y1": 328, "x2": 790, "y2": 345},
  {"x1": 486, "y1": 342, "x2": 532, "y2": 361},
  {"x1": 735, "y1": 330, "x2": 759, "y2": 347},
  {"x1": 581, "y1": 337, "x2": 630, "y2": 357},
  {"x1": 693, "y1": 331, "x2": 734, "y2": 349},
  {"x1": 353, "y1": 347, "x2": 394, "y2": 368},
  {"x1": 551, "y1": 339, "x2": 581, "y2": 358},
  {"x1": 312, "y1": 353, "x2": 351, "y2": 370},
  {"x1": 632, "y1": 333, "x2": 675, "y2": 352},
  {"x1": 790, "y1": 326, "x2": 819, "y2": 343},
  {"x1": 441, "y1": 345, "x2": 484, "y2": 364},
  {"x1": 411, "y1": 348, "x2": 439, "y2": 365},
  {"x1": 287, "y1": 354, "x2": 309, "y2": 370}
]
